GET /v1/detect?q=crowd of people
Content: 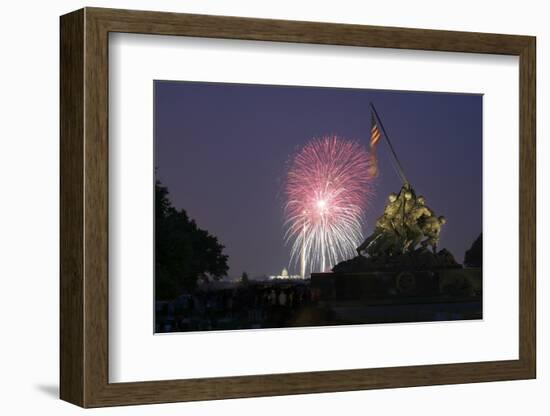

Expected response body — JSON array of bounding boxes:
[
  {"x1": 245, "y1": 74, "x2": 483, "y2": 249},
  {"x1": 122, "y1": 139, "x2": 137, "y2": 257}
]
[{"x1": 155, "y1": 281, "x2": 323, "y2": 333}]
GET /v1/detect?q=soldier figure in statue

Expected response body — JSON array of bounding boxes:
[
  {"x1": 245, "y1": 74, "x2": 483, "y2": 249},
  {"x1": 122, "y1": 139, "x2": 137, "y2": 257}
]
[
  {"x1": 404, "y1": 195, "x2": 433, "y2": 250},
  {"x1": 420, "y1": 215, "x2": 446, "y2": 253},
  {"x1": 393, "y1": 184, "x2": 415, "y2": 249},
  {"x1": 356, "y1": 192, "x2": 400, "y2": 256}
]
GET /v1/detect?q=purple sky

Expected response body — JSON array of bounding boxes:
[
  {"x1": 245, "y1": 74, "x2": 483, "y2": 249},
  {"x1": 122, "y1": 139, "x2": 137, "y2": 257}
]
[{"x1": 155, "y1": 81, "x2": 482, "y2": 279}]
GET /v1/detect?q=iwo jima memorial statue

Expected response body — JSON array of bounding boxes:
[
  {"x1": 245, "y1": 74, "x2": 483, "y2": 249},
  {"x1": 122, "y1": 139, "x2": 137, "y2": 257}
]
[{"x1": 310, "y1": 104, "x2": 482, "y2": 323}]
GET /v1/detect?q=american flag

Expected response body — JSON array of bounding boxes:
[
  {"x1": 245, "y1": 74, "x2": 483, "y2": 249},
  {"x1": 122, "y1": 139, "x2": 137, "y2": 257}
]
[
  {"x1": 367, "y1": 111, "x2": 381, "y2": 178},
  {"x1": 370, "y1": 112, "x2": 381, "y2": 149}
]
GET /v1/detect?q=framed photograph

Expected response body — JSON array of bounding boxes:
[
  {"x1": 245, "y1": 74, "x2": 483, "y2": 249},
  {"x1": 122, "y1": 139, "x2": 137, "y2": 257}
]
[{"x1": 60, "y1": 7, "x2": 536, "y2": 408}]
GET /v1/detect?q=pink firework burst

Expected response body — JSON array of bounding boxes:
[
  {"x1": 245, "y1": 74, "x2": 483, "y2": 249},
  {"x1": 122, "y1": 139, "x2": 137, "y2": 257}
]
[{"x1": 284, "y1": 136, "x2": 376, "y2": 276}]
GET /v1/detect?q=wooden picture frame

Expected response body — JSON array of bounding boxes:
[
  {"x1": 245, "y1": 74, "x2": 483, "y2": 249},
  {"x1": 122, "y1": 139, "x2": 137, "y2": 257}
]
[{"x1": 60, "y1": 7, "x2": 536, "y2": 408}]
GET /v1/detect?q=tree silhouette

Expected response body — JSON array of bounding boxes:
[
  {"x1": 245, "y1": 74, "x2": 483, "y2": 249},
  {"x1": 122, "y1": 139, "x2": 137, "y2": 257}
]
[
  {"x1": 155, "y1": 180, "x2": 229, "y2": 299},
  {"x1": 464, "y1": 233, "x2": 482, "y2": 267}
]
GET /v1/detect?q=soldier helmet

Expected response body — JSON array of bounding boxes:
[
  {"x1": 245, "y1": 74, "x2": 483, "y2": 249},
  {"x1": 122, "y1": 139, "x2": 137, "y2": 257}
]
[
  {"x1": 417, "y1": 196, "x2": 425, "y2": 205},
  {"x1": 388, "y1": 193, "x2": 398, "y2": 202},
  {"x1": 404, "y1": 191, "x2": 413, "y2": 200},
  {"x1": 438, "y1": 216, "x2": 446, "y2": 224}
]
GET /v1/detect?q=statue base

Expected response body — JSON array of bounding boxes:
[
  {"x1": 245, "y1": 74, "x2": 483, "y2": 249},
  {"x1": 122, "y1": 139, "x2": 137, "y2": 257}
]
[
  {"x1": 310, "y1": 268, "x2": 482, "y2": 324},
  {"x1": 333, "y1": 247, "x2": 461, "y2": 274},
  {"x1": 311, "y1": 248, "x2": 480, "y2": 303}
]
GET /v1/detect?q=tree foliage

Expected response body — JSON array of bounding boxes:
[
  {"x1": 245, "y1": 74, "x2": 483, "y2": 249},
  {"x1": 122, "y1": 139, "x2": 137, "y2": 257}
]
[
  {"x1": 155, "y1": 180, "x2": 229, "y2": 299},
  {"x1": 464, "y1": 233, "x2": 482, "y2": 268}
]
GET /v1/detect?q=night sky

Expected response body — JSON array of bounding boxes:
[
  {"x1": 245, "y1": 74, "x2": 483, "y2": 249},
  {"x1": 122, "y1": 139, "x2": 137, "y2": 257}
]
[{"x1": 155, "y1": 81, "x2": 482, "y2": 279}]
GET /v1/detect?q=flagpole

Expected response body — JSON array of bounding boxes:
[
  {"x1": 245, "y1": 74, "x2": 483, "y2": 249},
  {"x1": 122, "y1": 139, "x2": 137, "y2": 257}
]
[
  {"x1": 300, "y1": 221, "x2": 306, "y2": 278},
  {"x1": 369, "y1": 102, "x2": 409, "y2": 185}
]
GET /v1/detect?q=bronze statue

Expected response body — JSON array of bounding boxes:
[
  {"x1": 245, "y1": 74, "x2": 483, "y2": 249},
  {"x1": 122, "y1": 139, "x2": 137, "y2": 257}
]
[{"x1": 357, "y1": 184, "x2": 445, "y2": 257}]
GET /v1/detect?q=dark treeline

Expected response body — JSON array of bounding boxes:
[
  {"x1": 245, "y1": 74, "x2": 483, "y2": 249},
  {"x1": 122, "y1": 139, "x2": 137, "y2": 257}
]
[
  {"x1": 155, "y1": 180, "x2": 229, "y2": 300},
  {"x1": 464, "y1": 233, "x2": 482, "y2": 268}
]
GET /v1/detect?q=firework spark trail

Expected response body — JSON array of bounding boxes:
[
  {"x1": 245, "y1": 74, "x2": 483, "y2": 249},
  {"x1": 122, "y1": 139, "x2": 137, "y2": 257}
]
[{"x1": 284, "y1": 136, "x2": 376, "y2": 276}]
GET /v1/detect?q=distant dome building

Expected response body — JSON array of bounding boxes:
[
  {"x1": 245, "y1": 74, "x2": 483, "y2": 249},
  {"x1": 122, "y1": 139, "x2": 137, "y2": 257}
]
[{"x1": 269, "y1": 267, "x2": 303, "y2": 280}]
